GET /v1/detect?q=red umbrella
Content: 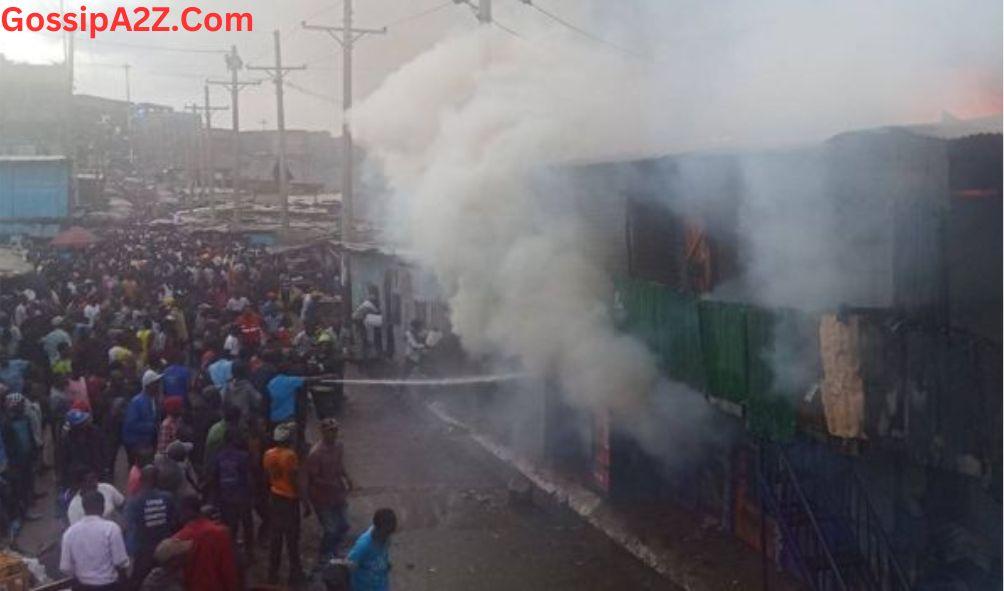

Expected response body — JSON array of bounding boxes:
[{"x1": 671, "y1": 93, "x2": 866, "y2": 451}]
[{"x1": 50, "y1": 226, "x2": 99, "y2": 249}]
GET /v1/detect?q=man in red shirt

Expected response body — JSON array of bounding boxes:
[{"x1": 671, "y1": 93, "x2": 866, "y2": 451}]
[
  {"x1": 305, "y1": 418, "x2": 353, "y2": 562},
  {"x1": 237, "y1": 307, "x2": 264, "y2": 351},
  {"x1": 173, "y1": 494, "x2": 239, "y2": 591}
]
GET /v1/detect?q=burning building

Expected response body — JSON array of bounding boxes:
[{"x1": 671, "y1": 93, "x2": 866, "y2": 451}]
[{"x1": 542, "y1": 119, "x2": 1003, "y2": 590}]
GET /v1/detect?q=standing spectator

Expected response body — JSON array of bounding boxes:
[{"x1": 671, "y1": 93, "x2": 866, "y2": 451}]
[
  {"x1": 122, "y1": 370, "x2": 161, "y2": 465},
  {"x1": 138, "y1": 538, "x2": 192, "y2": 591},
  {"x1": 160, "y1": 352, "x2": 191, "y2": 404},
  {"x1": 107, "y1": 334, "x2": 136, "y2": 373},
  {"x1": 266, "y1": 364, "x2": 332, "y2": 446},
  {"x1": 173, "y1": 494, "x2": 239, "y2": 591},
  {"x1": 263, "y1": 422, "x2": 307, "y2": 585},
  {"x1": 101, "y1": 369, "x2": 130, "y2": 479},
  {"x1": 66, "y1": 368, "x2": 92, "y2": 411},
  {"x1": 347, "y1": 508, "x2": 398, "y2": 591},
  {"x1": 41, "y1": 316, "x2": 72, "y2": 365},
  {"x1": 63, "y1": 410, "x2": 106, "y2": 480},
  {"x1": 202, "y1": 404, "x2": 242, "y2": 474},
  {"x1": 236, "y1": 306, "x2": 263, "y2": 350},
  {"x1": 50, "y1": 372, "x2": 72, "y2": 482},
  {"x1": 67, "y1": 468, "x2": 125, "y2": 525},
  {"x1": 124, "y1": 466, "x2": 177, "y2": 587},
  {"x1": 305, "y1": 418, "x2": 353, "y2": 562},
  {"x1": 220, "y1": 362, "x2": 262, "y2": 430},
  {"x1": 207, "y1": 353, "x2": 234, "y2": 390},
  {"x1": 60, "y1": 491, "x2": 130, "y2": 591},
  {"x1": 2, "y1": 392, "x2": 38, "y2": 524},
  {"x1": 208, "y1": 428, "x2": 254, "y2": 551},
  {"x1": 156, "y1": 397, "x2": 185, "y2": 454},
  {"x1": 52, "y1": 342, "x2": 74, "y2": 377},
  {"x1": 154, "y1": 441, "x2": 200, "y2": 500},
  {"x1": 223, "y1": 326, "x2": 241, "y2": 358},
  {"x1": 0, "y1": 353, "x2": 29, "y2": 394},
  {"x1": 125, "y1": 448, "x2": 155, "y2": 498}
]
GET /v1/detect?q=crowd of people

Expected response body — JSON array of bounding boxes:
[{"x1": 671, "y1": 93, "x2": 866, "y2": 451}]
[{"x1": 0, "y1": 226, "x2": 398, "y2": 591}]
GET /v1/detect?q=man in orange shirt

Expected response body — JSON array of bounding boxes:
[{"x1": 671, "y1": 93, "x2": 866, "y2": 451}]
[{"x1": 262, "y1": 422, "x2": 309, "y2": 585}]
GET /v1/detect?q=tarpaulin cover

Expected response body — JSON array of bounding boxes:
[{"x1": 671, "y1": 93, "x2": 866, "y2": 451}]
[
  {"x1": 50, "y1": 226, "x2": 98, "y2": 248},
  {"x1": 698, "y1": 300, "x2": 749, "y2": 402}
]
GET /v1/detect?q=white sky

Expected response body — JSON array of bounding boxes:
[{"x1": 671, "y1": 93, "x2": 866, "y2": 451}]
[{"x1": 1, "y1": 0, "x2": 1000, "y2": 135}]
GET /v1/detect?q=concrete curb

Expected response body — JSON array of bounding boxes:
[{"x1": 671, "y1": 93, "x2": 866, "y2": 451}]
[{"x1": 424, "y1": 400, "x2": 697, "y2": 590}]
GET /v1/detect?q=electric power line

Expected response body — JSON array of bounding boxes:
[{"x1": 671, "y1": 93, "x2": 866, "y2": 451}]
[
  {"x1": 285, "y1": 80, "x2": 338, "y2": 104},
  {"x1": 492, "y1": 20, "x2": 527, "y2": 41},
  {"x1": 249, "y1": 2, "x2": 343, "y2": 66},
  {"x1": 81, "y1": 38, "x2": 227, "y2": 54},
  {"x1": 77, "y1": 62, "x2": 210, "y2": 80},
  {"x1": 520, "y1": 1, "x2": 653, "y2": 62},
  {"x1": 379, "y1": 1, "x2": 454, "y2": 30}
]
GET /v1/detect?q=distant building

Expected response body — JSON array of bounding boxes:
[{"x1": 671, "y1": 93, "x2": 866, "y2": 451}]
[
  {"x1": 208, "y1": 128, "x2": 343, "y2": 193},
  {"x1": 72, "y1": 94, "x2": 131, "y2": 172},
  {"x1": 0, "y1": 55, "x2": 71, "y2": 156},
  {"x1": 132, "y1": 102, "x2": 200, "y2": 177}
]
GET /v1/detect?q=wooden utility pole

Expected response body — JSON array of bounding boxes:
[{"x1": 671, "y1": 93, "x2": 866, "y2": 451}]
[
  {"x1": 185, "y1": 103, "x2": 202, "y2": 206},
  {"x1": 122, "y1": 64, "x2": 134, "y2": 165},
  {"x1": 195, "y1": 84, "x2": 229, "y2": 214},
  {"x1": 303, "y1": 2, "x2": 386, "y2": 318},
  {"x1": 208, "y1": 46, "x2": 260, "y2": 226},
  {"x1": 478, "y1": 0, "x2": 491, "y2": 23},
  {"x1": 248, "y1": 30, "x2": 306, "y2": 229},
  {"x1": 303, "y1": 1, "x2": 386, "y2": 245}
]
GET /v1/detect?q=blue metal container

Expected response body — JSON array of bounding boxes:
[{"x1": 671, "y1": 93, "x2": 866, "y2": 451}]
[{"x1": 0, "y1": 156, "x2": 70, "y2": 220}]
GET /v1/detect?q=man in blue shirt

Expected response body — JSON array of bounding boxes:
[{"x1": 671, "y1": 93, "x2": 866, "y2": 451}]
[
  {"x1": 0, "y1": 354, "x2": 30, "y2": 394},
  {"x1": 208, "y1": 355, "x2": 234, "y2": 390},
  {"x1": 266, "y1": 373, "x2": 305, "y2": 426},
  {"x1": 348, "y1": 508, "x2": 397, "y2": 591},
  {"x1": 125, "y1": 465, "x2": 177, "y2": 587},
  {"x1": 161, "y1": 353, "x2": 192, "y2": 403},
  {"x1": 122, "y1": 370, "x2": 162, "y2": 465},
  {"x1": 267, "y1": 364, "x2": 339, "y2": 454},
  {"x1": 2, "y1": 392, "x2": 38, "y2": 524},
  {"x1": 40, "y1": 317, "x2": 71, "y2": 365}
]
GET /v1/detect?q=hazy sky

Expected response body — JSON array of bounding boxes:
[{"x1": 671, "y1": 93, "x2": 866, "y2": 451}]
[{"x1": 1, "y1": 0, "x2": 1000, "y2": 136}]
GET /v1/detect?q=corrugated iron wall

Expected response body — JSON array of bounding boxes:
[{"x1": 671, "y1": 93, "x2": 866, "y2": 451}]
[
  {"x1": 618, "y1": 278, "x2": 1001, "y2": 477},
  {"x1": 0, "y1": 158, "x2": 70, "y2": 220}
]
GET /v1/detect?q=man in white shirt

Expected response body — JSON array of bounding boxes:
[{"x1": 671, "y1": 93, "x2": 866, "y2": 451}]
[
  {"x1": 226, "y1": 295, "x2": 250, "y2": 314},
  {"x1": 83, "y1": 299, "x2": 102, "y2": 327},
  {"x1": 223, "y1": 326, "x2": 241, "y2": 357},
  {"x1": 67, "y1": 469, "x2": 125, "y2": 525},
  {"x1": 60, "y1": 491, "x2": 130, "y2": 590}
]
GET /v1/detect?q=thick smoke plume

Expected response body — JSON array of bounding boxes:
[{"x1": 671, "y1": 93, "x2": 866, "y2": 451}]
[
  {"x1": 352, "y1": 0, "x2": 1001, "y2": 425},
  {"x1": 353, "y1": 30, "x2": 665, "y2": 414}
]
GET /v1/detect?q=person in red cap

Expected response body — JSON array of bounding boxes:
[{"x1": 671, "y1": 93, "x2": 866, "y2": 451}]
[{"x1": 157, "y1": 397, "x2": 185, "y2": 455}]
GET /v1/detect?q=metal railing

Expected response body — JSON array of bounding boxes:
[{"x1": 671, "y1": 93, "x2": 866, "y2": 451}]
[{"x1": 760, "y1": 442, "x2": 911, "y2": 591}]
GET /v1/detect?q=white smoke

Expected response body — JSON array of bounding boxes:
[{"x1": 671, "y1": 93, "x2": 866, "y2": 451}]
[
  {"x1": 352, "y1": 28, "x2": 667, "y2": 413},
  {"x1": 351, "y1": 0, "x2": 1000, "y2": 418}
]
